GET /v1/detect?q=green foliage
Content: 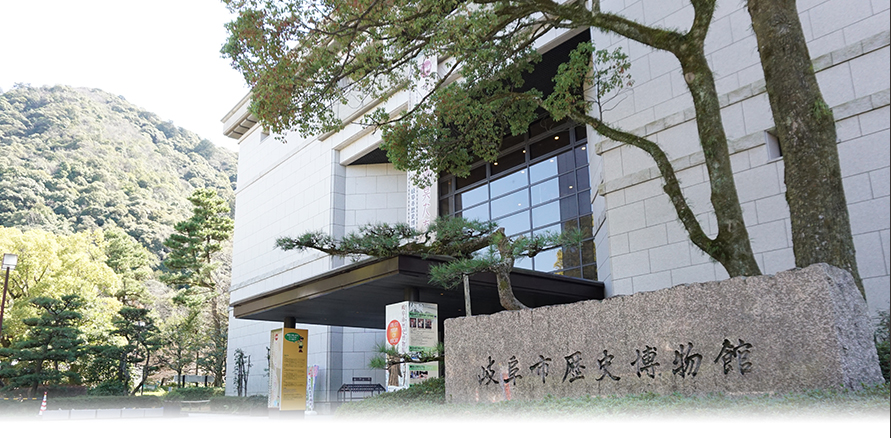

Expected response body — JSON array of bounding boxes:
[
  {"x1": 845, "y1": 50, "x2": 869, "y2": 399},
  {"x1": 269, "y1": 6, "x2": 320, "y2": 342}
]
[
  {"x1": 107, "y1": 306, "x2": 163, "y2": 395},
  {"x1": 336, "y1": 377, "x2": 445, "y2": 416},
  {"x1": 160, "y1": 188, "x2": 233, "y2": 388},
  {"x1": 368, "y1": 342, "x2": 444, "y2": 370},
  {"x1": 208, "y1": 395, "x2": 268, "y2": 414},
  {"x1": 103, "y1": 227, "x2": 156, "y2": 306},
  {"x1": 221, "y1": 1, "x2": 624, "y2": 186},
  {"x1": 163, "y1": 385, "x2": 224, "y2": 401},
  {"x1": 158, "y1": 308, "x2": 202, "y2": 376},
  {"x1": 222, "y1": 0, "x2": 769, "y2": 278},
  {"x1": 876, "y1": 311, "x2": 890, "y2": 382},
  {"x1": 276, "y1": 216, "x2": 583, "y2": 310},
  {"x1": 87, "y1": 380, "x2": 129, "y2": 396},
  {"x1": 0, "y1": 85, "x2": 237, "y2": 392},
  {"x1": 0, "y1": 294, "x2": 86, "y2": 393},
  {"x1": 276, "y1": 216, "x2": 497, "y2": 261},
  {"x1": 545, "y1": 42, "x2": 632, "y2": 120},
  {"x1": 0, "y1": 85, "x2": 236, "y2": 255},
  {"x1": 428, "y1": 227, "x2": 583, "y2": 290},
  {"x1": 0, "y1": 227, "x2": 121, "y2": 346},
  {"x1": 162, "y1": 188, "x2": 234, "y2": 306}
]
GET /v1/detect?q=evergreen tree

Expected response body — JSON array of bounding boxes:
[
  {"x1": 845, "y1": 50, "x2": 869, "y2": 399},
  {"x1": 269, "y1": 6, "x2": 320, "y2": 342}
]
[
  {"x1": 0, "y1": 294, "x2": 85, "y2": 395},
  {"x1": 162, "y1": 188, "x2": 234, "y2": 306},
  {"x1": 107, "y1": 306, "x2": 162, "y2": 396},
  {"x1": 276, "y1": 216, "x2": 582, "y2": 310},
  {"x1": 103, "y1": 227, "x2": 156, "y2": 307},
  {"x1": 161, "y1": 188, "x2": 234, "y2": 387}
]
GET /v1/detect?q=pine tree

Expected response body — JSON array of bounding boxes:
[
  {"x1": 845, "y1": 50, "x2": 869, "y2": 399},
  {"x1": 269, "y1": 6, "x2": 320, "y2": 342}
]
[
  {"x1": 109, "y1": 306, "x2": 162, "y2": 396},
  {"x1": 161, "y1": 188, "x2": 234, "y2": 388},
  {"x1": 0, "y1": 294, "x2": 85, "y2": 395},
  {"x1": 276, "y1": 216, "x2": 582, "y2": 311},
  {"x1": 162, "y1": 188, "x2": 234, "y2": 306}
]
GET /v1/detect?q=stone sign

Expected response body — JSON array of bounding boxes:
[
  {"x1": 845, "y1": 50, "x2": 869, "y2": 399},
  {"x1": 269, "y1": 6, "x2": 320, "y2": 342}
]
[{"x1": 444, "y1": 264, "x2": 883, "y2": 403}]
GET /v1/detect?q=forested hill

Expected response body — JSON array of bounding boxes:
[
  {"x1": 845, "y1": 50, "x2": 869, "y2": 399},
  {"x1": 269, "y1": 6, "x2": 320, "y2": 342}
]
[{"x1": 0, "y1": 84, "x2": 237, "y2": 255}]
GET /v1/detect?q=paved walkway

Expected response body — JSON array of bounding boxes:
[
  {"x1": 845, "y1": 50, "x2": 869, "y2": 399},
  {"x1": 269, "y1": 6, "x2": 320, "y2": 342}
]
[{"x1": 4, "y1": 411, "x2": 887, "y2": 437}]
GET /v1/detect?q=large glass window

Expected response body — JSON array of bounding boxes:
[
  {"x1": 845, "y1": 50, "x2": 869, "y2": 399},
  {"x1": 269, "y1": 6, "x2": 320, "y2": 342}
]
[{"x1": 438, "y1": 120, "x2": 596, "y2": 280}]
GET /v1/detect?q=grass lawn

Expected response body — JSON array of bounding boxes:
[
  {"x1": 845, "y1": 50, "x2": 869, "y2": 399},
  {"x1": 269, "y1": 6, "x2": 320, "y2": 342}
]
[{"x1": 335, "y1": 378, "x2": 890, "y2": 421}]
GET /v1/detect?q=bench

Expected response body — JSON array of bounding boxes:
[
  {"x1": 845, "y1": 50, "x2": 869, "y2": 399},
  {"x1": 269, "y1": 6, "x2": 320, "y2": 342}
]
[{"x1": 336, "y1": 377, "x2": 385, "y2": 401}]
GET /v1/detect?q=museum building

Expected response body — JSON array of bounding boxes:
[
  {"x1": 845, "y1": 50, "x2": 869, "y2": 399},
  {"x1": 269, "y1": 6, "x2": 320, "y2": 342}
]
[{"x1": 220, "y1": 0, "x2": 890, "y2": 410}]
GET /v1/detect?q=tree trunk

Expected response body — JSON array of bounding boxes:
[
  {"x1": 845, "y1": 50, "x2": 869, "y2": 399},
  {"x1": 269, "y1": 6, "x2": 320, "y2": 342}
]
[
  {"x1": 746, "y1": 0, "x2": 863, "y2": 293},
  {"x1": 587, "y1": 2, "x2": 763, "y2": 278},
  {"x1": 130, "y1": 351, "x2": 150, "y2": 396},
  {"x1": 493, "y1": 229, "x2": 529, "y2": 310}
]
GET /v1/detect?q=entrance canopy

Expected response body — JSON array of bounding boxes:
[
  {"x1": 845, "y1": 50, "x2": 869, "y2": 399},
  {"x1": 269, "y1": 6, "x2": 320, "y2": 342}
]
[{"x1": 231, "y1": 255, "x2": 604, "y2": 329}]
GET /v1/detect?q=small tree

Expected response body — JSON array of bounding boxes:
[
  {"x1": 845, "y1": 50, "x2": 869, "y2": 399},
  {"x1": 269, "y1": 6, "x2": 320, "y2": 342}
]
[
  {"x1": 276, "y1": 216, "x2": 582, "y2": 310},
  {"x1": 158, "y1": 308, "x2": 202, "y2": 379},
  {"x1": 233, "y1": 348, "x2": 252, "y2": 397},
  {"x1": 109, "y1": 307, "x2": 162, "y2": 396},
  {"x1": 0, "y1": 294, "x2": 85, "y2": 396}
]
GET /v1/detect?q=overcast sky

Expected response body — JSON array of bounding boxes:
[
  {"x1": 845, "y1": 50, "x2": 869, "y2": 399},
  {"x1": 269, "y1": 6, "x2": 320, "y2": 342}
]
[{"x1": 0, "y1": 0, "x2": 250, "y2": 152}]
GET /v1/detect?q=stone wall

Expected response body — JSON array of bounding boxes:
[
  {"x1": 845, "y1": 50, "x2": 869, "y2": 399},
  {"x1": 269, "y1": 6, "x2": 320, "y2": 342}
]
[{"x1": 444, "y1": 264, "x2": 883, "y2": 403}]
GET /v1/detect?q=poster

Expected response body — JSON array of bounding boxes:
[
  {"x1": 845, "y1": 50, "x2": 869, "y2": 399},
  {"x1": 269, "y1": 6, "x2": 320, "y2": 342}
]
[
  {"x1": 281, "y1": 328, "x2": 308, "y2": 411},
  {"x1": 268, "y1": 328, "x2": 308, "y2": 411},
  {"x1": 385, "y1": 301, "x2": 439, "y2": 390}
]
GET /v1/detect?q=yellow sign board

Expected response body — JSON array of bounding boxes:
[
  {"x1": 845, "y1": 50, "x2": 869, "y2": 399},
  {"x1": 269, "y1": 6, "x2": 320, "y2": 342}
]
[{"x1": 280, "y1": 328, "x2": 308, "y2": 411}]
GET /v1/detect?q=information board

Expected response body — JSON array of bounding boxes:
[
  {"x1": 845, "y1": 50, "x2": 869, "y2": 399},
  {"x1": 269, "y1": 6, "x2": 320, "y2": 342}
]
[{"x1": 268, "y1": 328, "x2": 308, "y2": 411}]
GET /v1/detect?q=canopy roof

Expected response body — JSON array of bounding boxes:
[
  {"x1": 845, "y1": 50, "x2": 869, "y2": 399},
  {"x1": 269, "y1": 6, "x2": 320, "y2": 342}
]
[{"x1": 231, "y1": 254, "x2": 604, "y2": 329}]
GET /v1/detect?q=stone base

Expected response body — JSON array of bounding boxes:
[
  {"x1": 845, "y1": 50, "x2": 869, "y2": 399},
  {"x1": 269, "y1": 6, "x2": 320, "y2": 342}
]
[{"x1": 444, "y1": 264, "x2": 884, "y2": 403}]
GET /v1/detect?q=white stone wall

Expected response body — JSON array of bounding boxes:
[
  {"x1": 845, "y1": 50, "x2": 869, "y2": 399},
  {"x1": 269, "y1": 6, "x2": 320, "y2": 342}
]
[
  {"x1": 591, "y1": 0, "x2": 890, "y2": 315},
  {"x1": 344, "y1": 163, "x2": 407, "y2": 234}
]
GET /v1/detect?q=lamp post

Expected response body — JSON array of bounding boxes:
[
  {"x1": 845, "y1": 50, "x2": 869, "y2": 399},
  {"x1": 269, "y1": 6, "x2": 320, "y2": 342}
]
[{"x1": 0, "y1": 253, "x2": 18, "y2": 337}]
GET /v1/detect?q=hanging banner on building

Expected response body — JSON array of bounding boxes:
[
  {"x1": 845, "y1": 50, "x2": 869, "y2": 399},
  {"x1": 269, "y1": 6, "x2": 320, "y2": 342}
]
[
  {"x1": 406, "y1": 170, "x2": 437, "y2": 230},
  {"x1": 385, "y1": 301, "x2": 440, "y2": 391},
  {"x1": 406, "y1": 55, "x2": 439, "y2": 231},
  {"x1": 268, "y1": 328, "x2": 309, "y2": 411}
]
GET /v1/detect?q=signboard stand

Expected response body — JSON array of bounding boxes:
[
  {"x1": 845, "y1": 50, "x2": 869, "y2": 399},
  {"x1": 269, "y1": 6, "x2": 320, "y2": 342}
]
[
  {"x1": 268, "y1": 328, "x2": 308, "y2": 419},
  {"x1": 384, "y1": 301, "x2": 439, "y2": 391}
]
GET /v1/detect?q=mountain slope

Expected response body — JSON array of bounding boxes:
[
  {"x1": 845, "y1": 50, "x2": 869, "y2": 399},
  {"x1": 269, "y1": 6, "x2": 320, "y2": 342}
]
[{"x1": 0, "y1": 84, "x2": 237, "y2": 254}]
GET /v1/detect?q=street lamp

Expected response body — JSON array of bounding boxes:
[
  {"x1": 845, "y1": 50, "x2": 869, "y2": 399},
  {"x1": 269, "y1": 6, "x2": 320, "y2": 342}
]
[{"x1": 0, "y1": 253, "x2": 18, "y2": 336}]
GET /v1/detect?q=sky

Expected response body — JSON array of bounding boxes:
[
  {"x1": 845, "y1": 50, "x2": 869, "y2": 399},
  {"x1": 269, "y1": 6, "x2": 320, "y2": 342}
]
[{"x1": 0, "y1": 0, "x2": 251, "y2": 152}]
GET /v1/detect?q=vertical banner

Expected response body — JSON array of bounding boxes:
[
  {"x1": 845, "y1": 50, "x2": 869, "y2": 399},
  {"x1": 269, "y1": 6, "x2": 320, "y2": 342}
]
[
  {"x1": 406, "y1": 55, "x2": 439, "y2": 231},
  {"x1": 268, "y1": 328, "x2": 308, "y2": 411},
  {"x1": 385, "y1": 301, "x2": 439, "y2": 391},
  {"x1": 406, "y1": 170, "x2": 437, "y2": 230},
  {"x1": 306, "y1": 365, "x2": 319, "y2": 412},
  {"x1": 268, "y1": 329, "x2": 283, "y2": 409},
  {"x1": 280, "y1": 328, "x2": 308, "y2": 411}
]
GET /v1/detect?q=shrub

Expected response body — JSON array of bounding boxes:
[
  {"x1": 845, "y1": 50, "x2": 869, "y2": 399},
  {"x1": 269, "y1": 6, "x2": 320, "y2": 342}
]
[
  {"x1": 336, "y1": 377, "x2": 445, "y2": 416},
  {"x1": 208, "y1": 395, "x2": 268, "y2": 414},
  {"x1": 164, "y1": 386, "x2": 224, "y2": 401},
  {"x1": 88, "y1": 381, "x2": 129, "y2": 396},
  {"x1": 0, "y1": 385, "x2": 87, "y2": 398},
  {"x1": 875, "y1": 311, "x2": 890, "y2": 383}
]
